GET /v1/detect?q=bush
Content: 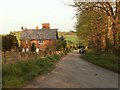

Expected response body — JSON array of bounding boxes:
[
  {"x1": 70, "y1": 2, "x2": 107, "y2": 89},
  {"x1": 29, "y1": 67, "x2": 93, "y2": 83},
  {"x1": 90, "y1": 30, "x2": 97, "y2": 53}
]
[
  {"x1": 56, "y1": 36, "x2": 67, "y2": 51},
  {"x1": 2, "y1": 34, "x2": 18, "y2": 51}
]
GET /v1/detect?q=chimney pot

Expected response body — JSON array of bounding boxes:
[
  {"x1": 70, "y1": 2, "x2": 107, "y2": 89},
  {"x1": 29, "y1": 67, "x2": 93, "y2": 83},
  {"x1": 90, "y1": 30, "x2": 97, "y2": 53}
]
[{"x1": 36, "y1": 26, "x2": 39, "y2": 30}]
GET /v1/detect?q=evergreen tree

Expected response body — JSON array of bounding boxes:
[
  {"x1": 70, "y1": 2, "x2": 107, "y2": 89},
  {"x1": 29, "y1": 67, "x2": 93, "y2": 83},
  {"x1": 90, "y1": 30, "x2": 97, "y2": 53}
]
[{"x1": 31, "y1": 42, "x2": 36, "y2": 52}]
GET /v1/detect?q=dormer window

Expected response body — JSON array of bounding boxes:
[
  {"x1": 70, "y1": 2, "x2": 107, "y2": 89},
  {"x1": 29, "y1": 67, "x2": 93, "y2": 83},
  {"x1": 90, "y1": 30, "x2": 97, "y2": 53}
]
[{"x1": 38, "y1": 40, "x2": 43, "y2": 44}]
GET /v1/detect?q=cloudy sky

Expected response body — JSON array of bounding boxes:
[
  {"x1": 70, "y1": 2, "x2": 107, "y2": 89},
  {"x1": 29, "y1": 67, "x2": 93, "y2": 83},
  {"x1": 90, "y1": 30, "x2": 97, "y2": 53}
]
[{"x1": 0, "y1": 0, "x2": 76, "y2": 34}]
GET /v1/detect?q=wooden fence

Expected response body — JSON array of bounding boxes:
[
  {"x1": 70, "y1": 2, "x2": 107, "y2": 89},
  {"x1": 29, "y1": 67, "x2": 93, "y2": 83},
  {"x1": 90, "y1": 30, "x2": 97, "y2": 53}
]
[{"x1": 2, "y1": 50, "x2": 57, "y2": 64}]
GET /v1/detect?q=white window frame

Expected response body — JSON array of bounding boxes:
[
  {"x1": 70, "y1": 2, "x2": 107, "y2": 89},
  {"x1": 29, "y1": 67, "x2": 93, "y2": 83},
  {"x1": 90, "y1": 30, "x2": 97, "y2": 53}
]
[{"x1": 38, "y1": 40, "x2": 43, "y2": 44}]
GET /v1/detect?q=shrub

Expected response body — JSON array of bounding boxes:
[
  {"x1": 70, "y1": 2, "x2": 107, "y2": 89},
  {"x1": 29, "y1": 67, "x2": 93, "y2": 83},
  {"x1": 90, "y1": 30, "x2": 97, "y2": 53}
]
[
  {"x1": 2, "y1": 34, "x2": 18, "y2": 51},
  {"x1": 31, "y1": 42, "x2": 36, "y2": 52}
]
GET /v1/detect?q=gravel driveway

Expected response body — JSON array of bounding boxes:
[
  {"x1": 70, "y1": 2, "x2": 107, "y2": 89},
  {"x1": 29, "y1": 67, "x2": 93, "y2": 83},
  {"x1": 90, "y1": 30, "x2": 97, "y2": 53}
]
[{"x1": 25, "y1": 50, "x2": 118, "y2": 88}]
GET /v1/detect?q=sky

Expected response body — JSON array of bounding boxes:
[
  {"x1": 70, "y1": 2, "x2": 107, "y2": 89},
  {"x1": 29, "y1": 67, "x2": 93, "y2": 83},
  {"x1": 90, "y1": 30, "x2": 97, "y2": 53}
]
[{"x1": 0, "y1": 0, "x2": 76, "y2": 34}]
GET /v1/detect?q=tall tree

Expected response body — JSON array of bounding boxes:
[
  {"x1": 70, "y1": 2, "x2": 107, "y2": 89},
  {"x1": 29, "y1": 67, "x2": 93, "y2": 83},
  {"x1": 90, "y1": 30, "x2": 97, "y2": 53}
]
[
  {"x1": 2, "y1": 34, "x2": 18, "y2": 51},
  {"x1": 72, "y1": 1, "x2": 120, "y2": 48}
]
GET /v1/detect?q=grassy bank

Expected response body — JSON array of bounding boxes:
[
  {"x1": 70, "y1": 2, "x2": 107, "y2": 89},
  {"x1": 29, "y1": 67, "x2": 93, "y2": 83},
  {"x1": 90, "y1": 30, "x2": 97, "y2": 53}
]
[
  {"x1": 81, "y1": 52, "x2": 119, "y2": 73},
  {"x1": 3, "y1": 52, "x2": 66, "y2": 88}
]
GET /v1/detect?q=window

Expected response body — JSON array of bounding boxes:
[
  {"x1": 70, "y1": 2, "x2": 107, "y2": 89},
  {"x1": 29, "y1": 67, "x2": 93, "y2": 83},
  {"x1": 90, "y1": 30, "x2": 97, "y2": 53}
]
[{"x1": 38, "y1": 40, "x2": 43, "y2": 44}]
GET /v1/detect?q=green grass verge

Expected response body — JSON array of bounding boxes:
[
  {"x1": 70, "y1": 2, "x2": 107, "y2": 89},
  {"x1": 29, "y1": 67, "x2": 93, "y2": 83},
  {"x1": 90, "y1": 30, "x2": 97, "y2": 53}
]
[
  {"x1": 2, "y1": 53, "x2": 65, "y2": 88},
  {"x1": 81, "y1": 52, "x2": 120, "y2": 73}
]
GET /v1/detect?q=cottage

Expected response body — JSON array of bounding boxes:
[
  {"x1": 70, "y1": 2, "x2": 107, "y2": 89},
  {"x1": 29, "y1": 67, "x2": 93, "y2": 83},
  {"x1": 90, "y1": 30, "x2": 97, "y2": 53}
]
[{"x1": 20, "y1": 23, "x2": 58, "y2": 52}]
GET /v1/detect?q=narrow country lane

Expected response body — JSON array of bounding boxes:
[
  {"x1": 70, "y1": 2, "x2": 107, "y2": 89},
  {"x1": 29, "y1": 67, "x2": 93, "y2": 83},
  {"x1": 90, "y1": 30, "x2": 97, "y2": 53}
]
[{"x1": 25, "y1": 50, "x2": 118, "y2": 88}]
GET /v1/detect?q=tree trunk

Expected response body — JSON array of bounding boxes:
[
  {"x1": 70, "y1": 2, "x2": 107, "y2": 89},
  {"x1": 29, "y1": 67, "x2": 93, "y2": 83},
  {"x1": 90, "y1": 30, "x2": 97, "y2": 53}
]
[{"x1": 112, "y1": 21, "x2": 117, "y2": 47}]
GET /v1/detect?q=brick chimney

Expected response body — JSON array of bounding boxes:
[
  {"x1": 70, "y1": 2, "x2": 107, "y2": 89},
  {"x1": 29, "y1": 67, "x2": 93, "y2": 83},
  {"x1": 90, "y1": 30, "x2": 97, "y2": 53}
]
[{"x1": 42, "y1": 23, "x2": 50, "y2": 29}]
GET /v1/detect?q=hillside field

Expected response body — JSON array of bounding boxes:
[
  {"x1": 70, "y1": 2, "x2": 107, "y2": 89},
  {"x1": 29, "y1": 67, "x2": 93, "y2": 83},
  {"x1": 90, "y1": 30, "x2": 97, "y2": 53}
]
[{"x1": 58, "y1": 31, "x2": 79, "y2": 45}]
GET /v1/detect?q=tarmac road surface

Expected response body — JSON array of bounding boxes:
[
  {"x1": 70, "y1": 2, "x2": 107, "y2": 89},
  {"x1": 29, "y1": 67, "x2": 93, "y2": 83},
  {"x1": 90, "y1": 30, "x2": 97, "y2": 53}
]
[{"x1": 25, "y1": 50, "x2": 118, "y2": 88}]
